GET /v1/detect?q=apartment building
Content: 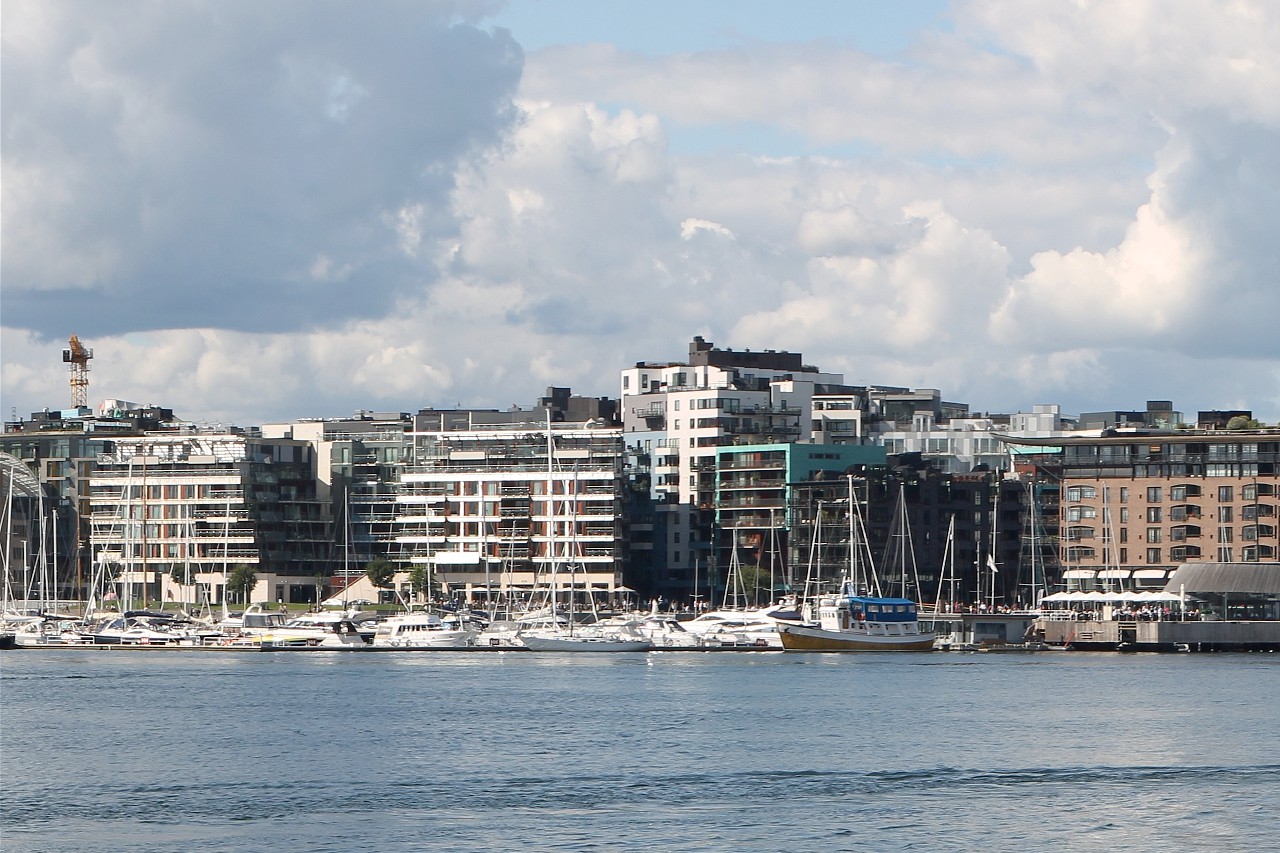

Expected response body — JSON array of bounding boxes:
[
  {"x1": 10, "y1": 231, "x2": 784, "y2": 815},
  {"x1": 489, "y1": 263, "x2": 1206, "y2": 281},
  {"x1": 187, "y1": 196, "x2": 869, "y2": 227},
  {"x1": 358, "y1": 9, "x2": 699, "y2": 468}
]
[
  {"x1": 711, "y1": 442, "x2": 887, "y2": 603},
  {"x1": 1, "y1": 403, "x2": 179, "y2": 597},
  {"x1": 87, "y1": 431, "x2": 330, "y2": 608},
  {"x1": 262, "y1": 411, "x2": 412, "y2": 577},
  {"x1": 620, "y1": 337, "x2": 852, "y2": 593},
  {"x1": 396, "y1": 417, "x2": 628, "y2": 606},
  {"x1": 1007, "y1": 429, "x2": 1279, "y2": 590}
]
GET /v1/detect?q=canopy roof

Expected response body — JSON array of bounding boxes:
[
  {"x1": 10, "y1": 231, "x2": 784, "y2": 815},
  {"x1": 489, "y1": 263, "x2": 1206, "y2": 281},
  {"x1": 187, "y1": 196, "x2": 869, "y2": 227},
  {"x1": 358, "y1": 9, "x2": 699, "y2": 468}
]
[
  {"x1": 1164, "y1": 562, "x2": 1280, "y2": 595},
  {"x1": 0, "y1": 452, "x2": 43, "y2": 498},
  {"x1": 1042, "y1": 590, "x2": 1180, "y2": 603}
]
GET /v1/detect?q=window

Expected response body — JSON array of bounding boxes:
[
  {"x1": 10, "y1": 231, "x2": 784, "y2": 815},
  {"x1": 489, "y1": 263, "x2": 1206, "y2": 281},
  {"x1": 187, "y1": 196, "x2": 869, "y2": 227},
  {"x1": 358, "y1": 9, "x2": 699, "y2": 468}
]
[
  {"x1": 1218, "y1": 546, "x2": 1234, "y2": 561},
  {"x1": 1147, "y1": 507, "x2": 1162, "y2": 523},
  {"x1": 1147, "y1": 548, "x2": 1162, "y2": 564},
  {"x1": 673, "y1": 420, "x2": 680, "y2": 430},
  {"x1": 1218, "y1": 527, "x2": 1233, "y2": 543},
  {"x1": 1243, "y1": 483, "x2": 1257, "y2": 500},
  {"x1": 622, "y1": 375, "x2": 630, "y2": 390},
  {"x1": 1219, "y1": 485, "x2": 1233, "y2": 502},
  {"x1": 1220, "y1": 507, "x2": 1234, "y2": 522},
  {"x1": 1066, "y1": 486, "x2": 1097, "y2": 501},
  {"x1": 1147, "y1": 528, "x2": 1162, "y2": 543},
  {"x1": 1119, "y1": 487, "x2": 1129, "y2": 503},
  {"x1": 1147, "y1": 487, "x2": 1162, "y2": 502},
  {"x1": 1120, "y1": 508, "x2": 1129, "y2": 523},
  {"x1": 1120, "y1": 528, "x2": 1128, "y2": 544}
]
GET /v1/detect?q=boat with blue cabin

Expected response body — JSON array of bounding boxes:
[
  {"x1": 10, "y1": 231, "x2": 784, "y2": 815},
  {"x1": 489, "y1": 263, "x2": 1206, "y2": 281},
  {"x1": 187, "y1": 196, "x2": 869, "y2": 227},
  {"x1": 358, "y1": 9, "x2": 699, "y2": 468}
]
[{"x1": 779, "y1": 587, "x2": 935, "y2": 652}]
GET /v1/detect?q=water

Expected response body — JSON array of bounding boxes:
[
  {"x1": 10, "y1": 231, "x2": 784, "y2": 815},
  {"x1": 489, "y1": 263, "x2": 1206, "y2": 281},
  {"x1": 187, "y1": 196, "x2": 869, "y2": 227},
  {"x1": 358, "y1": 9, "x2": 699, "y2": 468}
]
[{"x1": 2, "y1": 649, "x2": 1278, "y2": 852}]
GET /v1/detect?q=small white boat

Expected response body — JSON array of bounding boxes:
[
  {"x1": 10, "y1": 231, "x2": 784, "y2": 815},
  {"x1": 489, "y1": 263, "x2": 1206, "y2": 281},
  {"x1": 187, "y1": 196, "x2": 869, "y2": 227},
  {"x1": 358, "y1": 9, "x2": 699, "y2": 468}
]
[{"x1": 518, "y1": 627, "x2": 653, "y2": 653}]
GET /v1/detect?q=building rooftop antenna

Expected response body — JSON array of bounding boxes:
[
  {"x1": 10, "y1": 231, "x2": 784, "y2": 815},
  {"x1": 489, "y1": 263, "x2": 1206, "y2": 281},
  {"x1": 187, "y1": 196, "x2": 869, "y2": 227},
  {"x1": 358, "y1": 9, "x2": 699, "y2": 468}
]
[{"x1": 62, "y1": 334, "x2": 94, "y2": 408}]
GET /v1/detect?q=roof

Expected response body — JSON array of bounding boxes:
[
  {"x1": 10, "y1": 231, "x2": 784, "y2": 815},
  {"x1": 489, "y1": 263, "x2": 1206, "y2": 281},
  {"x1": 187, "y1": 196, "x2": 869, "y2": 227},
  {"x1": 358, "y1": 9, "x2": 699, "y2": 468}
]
[
  {"x1": 0, "y1": 452, "x2": 42, "y2": 498},
  {"x1": 1163, "y1": 562, "x2": 1280, "y2": 595}
]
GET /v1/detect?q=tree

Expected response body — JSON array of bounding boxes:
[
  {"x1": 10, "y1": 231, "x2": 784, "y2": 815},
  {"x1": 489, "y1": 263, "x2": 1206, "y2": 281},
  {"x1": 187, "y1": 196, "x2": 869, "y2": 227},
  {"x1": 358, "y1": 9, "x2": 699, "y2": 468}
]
[
  {"x1": 227, "y1": 563, "x2": 257, "y2": 605},
  {"x1": 738, "y1": 563, "x2": 775, "y2": 607},
  {"x1": 313, "y1": 570, "x2": 329, "y2": 605},
  {"x1": 409, "y1": 564, "x2": 433, "y2": 603},
  {"x1": 365, "y1": 557, "x2": 396, "y2": 602}
]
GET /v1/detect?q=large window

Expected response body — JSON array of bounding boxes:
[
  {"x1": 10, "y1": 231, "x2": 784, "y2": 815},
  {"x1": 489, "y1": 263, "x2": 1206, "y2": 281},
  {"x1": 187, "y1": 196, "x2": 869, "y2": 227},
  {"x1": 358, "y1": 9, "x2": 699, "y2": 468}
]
[
  {"x1": 1147, "y1": 547, "x2": 1162, "y2": 564},
  {"x1": 1147, "y1": 486, "x2": 1162, "y2": 502}
]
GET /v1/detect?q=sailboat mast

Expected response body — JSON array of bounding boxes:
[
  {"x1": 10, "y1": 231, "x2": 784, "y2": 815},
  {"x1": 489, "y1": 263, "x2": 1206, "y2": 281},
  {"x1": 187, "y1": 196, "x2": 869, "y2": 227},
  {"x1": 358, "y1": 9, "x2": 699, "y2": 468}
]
[{"x1": 545, "y1": 410, "x2": 558, "y2": 623}]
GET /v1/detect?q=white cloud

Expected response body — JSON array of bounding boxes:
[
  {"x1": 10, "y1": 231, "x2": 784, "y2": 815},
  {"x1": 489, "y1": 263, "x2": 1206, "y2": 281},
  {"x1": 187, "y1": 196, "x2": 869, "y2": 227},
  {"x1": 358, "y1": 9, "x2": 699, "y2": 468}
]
[{"x1": 4, "y1": 0, "x2": 1279, "y2": 427}]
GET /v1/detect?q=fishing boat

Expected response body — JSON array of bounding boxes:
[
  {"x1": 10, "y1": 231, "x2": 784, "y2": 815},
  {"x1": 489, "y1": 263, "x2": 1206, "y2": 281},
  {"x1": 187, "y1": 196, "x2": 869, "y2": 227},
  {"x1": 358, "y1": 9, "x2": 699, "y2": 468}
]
[
  {"x1": 780, "y1": 476, "x2": 934, "y2": 652},
  {"x1": 779, "y1": 585, "x2": 935, "y2": 651}
]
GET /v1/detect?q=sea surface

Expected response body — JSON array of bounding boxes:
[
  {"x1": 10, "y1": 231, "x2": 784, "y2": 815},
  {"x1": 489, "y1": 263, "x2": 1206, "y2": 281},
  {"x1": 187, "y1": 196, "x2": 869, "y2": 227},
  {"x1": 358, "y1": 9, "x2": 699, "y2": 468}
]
[{"x1": 1, "y1": 648, "x2": 1278, "y2": 853}]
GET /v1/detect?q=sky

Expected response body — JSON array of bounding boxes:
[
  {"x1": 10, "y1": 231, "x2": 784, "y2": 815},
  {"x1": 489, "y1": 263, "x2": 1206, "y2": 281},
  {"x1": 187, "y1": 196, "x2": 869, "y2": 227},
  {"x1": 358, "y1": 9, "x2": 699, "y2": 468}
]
[{"x1": 3, "y1": 0, "x2": 1279, "y2": 427}]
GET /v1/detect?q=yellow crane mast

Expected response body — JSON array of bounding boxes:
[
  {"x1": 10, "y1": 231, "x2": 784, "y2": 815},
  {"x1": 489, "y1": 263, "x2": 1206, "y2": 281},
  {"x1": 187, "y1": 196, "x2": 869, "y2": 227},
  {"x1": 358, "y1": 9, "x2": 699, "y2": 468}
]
[{"x1": 62, "y1": 334, "x2": 94, "y2": 409}]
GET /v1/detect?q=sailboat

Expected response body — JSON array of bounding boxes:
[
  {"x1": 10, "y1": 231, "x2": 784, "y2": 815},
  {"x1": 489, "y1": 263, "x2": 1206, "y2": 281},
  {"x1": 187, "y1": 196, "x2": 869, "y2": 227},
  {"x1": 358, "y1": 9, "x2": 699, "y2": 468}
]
[
  {"x1": 516, "y1": 414, "x2": 651, "y2": 653},
  {"x1": 779, "y1": 476, "x2": 935, "y2": 652}
]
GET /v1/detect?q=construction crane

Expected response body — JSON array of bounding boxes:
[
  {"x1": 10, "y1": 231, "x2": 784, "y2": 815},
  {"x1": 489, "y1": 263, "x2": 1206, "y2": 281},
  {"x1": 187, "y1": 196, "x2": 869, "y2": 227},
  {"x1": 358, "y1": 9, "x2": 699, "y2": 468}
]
[{"x1": 62, "y1": 334, "x2": 93, "y2": 409}]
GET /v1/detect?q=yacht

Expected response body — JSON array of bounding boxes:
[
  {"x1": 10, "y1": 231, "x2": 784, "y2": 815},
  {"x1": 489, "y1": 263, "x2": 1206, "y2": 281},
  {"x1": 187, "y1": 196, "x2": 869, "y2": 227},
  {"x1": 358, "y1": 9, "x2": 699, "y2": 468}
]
[{"x1": 371, "y1": 611, "x2": 478, "y2": 648}]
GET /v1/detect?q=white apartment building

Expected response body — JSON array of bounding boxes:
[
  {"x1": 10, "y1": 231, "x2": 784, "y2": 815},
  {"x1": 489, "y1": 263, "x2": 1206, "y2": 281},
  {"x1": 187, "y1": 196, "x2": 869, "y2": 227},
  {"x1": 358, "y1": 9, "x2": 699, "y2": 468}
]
[
  {"x1": 395, "y1": 419, "x2": 627, "y2": 606},
  {"x1": 619, "y1": 337, "x2": 847, "y2": 586},
  {"x1": 872, "y1": 404, "x2": 1078, "y2": 474}
]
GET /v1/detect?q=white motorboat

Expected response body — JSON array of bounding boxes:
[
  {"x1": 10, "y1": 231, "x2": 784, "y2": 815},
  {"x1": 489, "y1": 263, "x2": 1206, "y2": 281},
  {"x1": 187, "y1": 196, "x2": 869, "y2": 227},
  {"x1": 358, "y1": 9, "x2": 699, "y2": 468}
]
[
  {"x1": 372, "y1": 611, "x2": 477, "y2": 648},
  {"x1": 80, "y1": 614, "x2": 201, "y2": 646},
  {"x1": 257, "y1": 614, "x2": 371, "y2": 649},
  {"x1": 11, "y1": 617, "x2": 90, "y2": 646},
  {"x1": 518, "y1": 623, "x2": 653, "y2": 653},
  {"x1": 681, "y1": 602, "x2": 803, "y2": 648}
]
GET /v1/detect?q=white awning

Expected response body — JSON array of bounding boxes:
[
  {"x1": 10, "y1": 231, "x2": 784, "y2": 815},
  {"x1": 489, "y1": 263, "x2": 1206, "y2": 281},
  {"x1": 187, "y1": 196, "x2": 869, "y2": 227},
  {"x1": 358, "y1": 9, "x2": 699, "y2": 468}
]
[
  {"x1": 1132, "y1": 569, "x2": 1169, "y2": 579},
  {"x1": 1062, "y1": 570, "x2": 1097, "y2": 579},
  {"x1": 433, "y1": 552, "x2": 483, "y2": 565},
  {"x1": 1098, "y1": 569, "x2": 1132, "y2": 578}
]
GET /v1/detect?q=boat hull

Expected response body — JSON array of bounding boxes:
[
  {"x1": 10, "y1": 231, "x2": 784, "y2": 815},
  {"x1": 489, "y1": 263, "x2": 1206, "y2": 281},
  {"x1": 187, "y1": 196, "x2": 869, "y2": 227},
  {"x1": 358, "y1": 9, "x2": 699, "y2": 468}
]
[
  {"x1": 520, "y1": 635, "x2": 652, "y2": 652},
  {"x1": 779, "y1": 624, "x2": 935, "y2": 652}
]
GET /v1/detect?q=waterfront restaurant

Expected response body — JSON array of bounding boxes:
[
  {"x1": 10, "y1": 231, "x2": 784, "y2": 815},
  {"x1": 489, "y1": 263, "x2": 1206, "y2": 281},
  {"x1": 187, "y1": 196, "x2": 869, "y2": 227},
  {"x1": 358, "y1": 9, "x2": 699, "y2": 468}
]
[
  {"x1": 1164, "y1": 561, "x2": 1280, "y2": 621},
  {"x1": 1038, "y1": 561, "x2": 1280, "y2": 651}
]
